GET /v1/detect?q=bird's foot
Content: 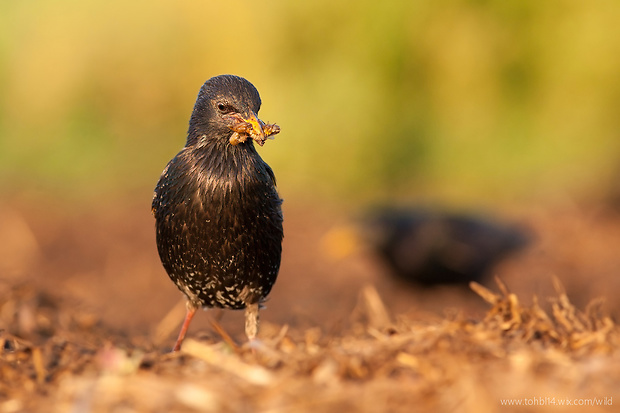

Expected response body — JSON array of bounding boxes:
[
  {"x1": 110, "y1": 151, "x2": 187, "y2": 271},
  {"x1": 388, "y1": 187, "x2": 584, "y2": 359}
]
[{"x1": 246, "y1": 337, "x2": 264, "y2": 355}]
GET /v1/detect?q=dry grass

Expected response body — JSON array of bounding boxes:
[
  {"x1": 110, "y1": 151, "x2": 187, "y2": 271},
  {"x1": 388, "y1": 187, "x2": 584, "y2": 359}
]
[{"x1": 1, "y1": 278, "x2": 618, "y2": 413}]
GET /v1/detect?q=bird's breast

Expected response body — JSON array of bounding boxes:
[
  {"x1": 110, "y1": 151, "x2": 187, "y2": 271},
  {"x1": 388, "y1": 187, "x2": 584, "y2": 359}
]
[
  {"x1": 153, "y1": 145, "x2": 283, "y2": 308},
  {"x1": 153, "y1": 144, "x2": 282, "y2": 245}
]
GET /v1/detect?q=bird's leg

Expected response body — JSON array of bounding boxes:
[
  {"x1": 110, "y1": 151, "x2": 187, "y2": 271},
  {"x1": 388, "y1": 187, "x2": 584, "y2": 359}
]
[
  {"x1": 244, "y1": 302, "x2": 260, "y2": 342},
  {"x1": 172, "y1": 301, "x2": 198, "y2": 352}
]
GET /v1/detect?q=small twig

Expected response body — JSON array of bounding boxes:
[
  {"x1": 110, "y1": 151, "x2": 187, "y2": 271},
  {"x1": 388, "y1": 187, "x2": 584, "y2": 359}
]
[
  {"x1": 182, "y1": 339, "x2": 274, "y2": 386},
  {"x1": 494, "y1": 276, "x2": 510, "y2": 296},
  {"x1": 361, "y1": 285, "x2": 391, "y2": 329},
  {"x1": 209, "y1": 318, "x2": 239, "y2": 353},
  {"x1": 469, "y1": 282, "x2": 499, "y2": 305},
  {"x1": 31, "y1": 347, "x2": 46, "y2": 384},
  {"x1": 152, "y1": 298, "x2": 187, "y2": 346}
]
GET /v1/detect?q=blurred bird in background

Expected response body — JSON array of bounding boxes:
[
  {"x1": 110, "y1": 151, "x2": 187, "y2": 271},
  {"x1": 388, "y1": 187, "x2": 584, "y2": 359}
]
[{"x1": 323, "y1": 207, "x2": 529, "y2": 287}]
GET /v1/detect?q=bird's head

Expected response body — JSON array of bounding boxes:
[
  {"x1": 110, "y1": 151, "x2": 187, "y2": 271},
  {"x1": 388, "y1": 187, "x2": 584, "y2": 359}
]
[{"x1": 187, "y1": 75, "x2": 280, "y2": 147}]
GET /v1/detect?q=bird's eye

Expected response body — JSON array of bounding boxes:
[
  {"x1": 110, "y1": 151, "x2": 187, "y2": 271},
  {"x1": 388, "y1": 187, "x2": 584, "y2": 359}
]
[{"x1": 217, "y1": 102, "x2": 234, "y2": 114}]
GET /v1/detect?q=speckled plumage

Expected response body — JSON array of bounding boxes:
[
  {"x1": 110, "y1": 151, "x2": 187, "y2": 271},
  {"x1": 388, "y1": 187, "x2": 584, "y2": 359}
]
[{"x1": 152, "y1": 75, "x2": 283, "y2": 350}]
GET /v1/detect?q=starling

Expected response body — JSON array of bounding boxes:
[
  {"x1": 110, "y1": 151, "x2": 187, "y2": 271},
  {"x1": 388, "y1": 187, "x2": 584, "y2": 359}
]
[
  {"x1": 152, "y1": 75, "x2": 283, "y2": 351},
  {"x1": 362, "y1": 207, "x2": 529, "y2": 286}
]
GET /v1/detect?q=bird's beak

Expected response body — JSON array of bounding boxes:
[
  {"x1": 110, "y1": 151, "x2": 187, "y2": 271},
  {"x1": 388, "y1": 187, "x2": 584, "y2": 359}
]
[
  {"x1": 228, "y1": 111, "x2": 280, "y2": 147},
  {"x1": 243, "y1": 111, "x2": 266, "y2": 144},
  {"x1": 228, "y1": 111, "x2": 264, "y2": 146}
]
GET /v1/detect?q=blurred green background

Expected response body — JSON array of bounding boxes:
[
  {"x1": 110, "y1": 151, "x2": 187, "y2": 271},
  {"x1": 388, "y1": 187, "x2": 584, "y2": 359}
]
[{"x1": 1, "y1": 0, "x2": 619, "y2": 207}]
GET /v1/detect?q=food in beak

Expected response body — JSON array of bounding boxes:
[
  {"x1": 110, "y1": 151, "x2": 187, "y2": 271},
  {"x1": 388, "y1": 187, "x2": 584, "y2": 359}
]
[{"x1": 229, "y1": 111, "x2": 280, "y2": 146}]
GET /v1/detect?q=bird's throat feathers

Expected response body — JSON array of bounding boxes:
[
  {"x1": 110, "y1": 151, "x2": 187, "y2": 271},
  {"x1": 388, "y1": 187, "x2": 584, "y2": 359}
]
[{"x1": 178, "y1": 138, "x2": 272, "y2": 199}]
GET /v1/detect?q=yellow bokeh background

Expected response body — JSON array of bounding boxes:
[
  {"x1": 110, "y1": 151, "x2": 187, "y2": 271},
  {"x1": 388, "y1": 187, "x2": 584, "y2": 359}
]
[{"x1": 1, "y1": 0, "x2": 619, "y2": 206}]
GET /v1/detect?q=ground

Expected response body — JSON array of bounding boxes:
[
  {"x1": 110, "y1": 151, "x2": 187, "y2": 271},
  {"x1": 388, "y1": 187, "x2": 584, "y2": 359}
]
[{"x1": 0, "y1": 196, "x2": 619, "y2": 412}]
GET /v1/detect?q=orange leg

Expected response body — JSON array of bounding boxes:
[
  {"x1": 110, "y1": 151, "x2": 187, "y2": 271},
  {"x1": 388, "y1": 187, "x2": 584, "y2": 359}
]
[{"x1": 172, "y1": 302, "x2": 197, "y2": 352}]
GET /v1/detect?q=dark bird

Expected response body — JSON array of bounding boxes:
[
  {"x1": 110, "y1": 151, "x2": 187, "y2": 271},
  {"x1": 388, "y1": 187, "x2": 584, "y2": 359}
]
[
  {"x1": 361, "y1": 207, "x2": 529, "y2": 286},
  {"x1": 152, "y1": 75, "x2": 283, "y2": 351}
]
